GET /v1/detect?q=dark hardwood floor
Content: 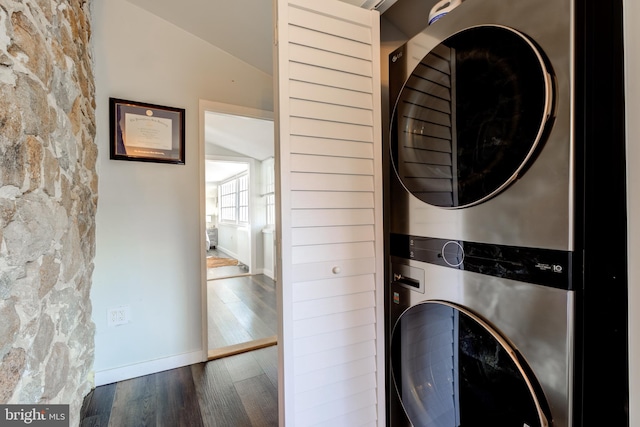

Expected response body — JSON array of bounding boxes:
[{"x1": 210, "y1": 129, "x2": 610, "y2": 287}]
[
  {"x1": 80, "y1": 345, "x2": 278, "y2": 427},
  {"x1": 80, "y1": 262, "x2": 279, "y2": 426}
]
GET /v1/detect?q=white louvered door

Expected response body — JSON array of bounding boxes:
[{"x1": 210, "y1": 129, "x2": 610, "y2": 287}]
[{"x1": 274, "y1": 1, "x2": 383, "y2": 426}]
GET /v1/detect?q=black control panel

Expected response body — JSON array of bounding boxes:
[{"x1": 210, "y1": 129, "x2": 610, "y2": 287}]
[{"x1": 390, "y1": 233, "x2": 573, "y2": 290}]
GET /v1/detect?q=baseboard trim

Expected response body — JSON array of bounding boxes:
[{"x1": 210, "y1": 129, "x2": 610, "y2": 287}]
[
  {"x1": 208, "y1": 335, "x2": 278, "y2": 360},
  {"x1": 94, "y1": 350, "x2": 204, "y2": 386},
  {"x1": 263, "y1": 268, "x2": 275, "y2": 280}
]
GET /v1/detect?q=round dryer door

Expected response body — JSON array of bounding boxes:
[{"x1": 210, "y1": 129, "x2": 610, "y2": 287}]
[
  {"x1": 390, "y1": 25, "x2": 554, "y2": 208},
  {"x1": 391, "y1": 301, "x2": 550, "y2": 427}
]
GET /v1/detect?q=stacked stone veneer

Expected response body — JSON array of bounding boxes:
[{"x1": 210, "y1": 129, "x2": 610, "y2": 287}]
[{"x1": 0, "y1": 0, "x2": 96, "y2": 424}]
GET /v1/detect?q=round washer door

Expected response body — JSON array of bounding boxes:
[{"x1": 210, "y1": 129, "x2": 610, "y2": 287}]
[
  {"x1": 390, "y1": 25, "x2": 554, "y2": 208},
  {"x1": 391, "y1": 301, "x2": 550, "y2": 427}
]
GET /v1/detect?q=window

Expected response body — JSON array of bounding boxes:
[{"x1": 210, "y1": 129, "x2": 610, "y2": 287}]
[
  {"x1": 238, "y1": 174, "x2": 249, "y2": 223},
  {"x1": 263, "y1": 158, "x2": 275, "y2": 226},
  {"x1": 266, "y1": 193, "x2": 275, "y2": 226},
  {"x1": 219, "y1": 172, "x2": 249, "y2": 224}
]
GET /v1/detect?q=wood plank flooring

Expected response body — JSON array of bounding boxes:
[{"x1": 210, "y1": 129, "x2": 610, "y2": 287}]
[
  {"x1": 207, "y1": 274, "x2": 277, "y2": 351},
  {"x1": 80, "y1": 346, "x2": 278, "y2": 427}
]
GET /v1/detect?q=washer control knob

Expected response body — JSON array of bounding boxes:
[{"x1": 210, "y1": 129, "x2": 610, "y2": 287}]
[
  {"x1": 442, "y1": 241, "x2": 464, "y2": 267},
  {"x1": 332, "y1": 266, "x2": 341, "y2": 274}
]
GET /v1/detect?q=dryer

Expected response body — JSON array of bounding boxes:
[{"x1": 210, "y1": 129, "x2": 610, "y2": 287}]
[
  {"x1": 388, "y1": 1, "x2": 571, "y2": 251},
  {"x1": 385, "y1": 0, "x2": 628, "y2": 426}
]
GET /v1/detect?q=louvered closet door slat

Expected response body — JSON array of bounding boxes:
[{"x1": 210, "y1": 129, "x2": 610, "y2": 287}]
[
  {"x1": 292, "y1": 241, "x2": 375, "y2": 264},
  {"x1": 296, "y1": 374, "x2": 377, "y2": 412},
  {"x1": 290, "y1": 173, "x2": 374, "y2": 192},
  {"x1": 290, "y1": 62, "x2": 373, "y2": 92},
  {"x1": 292, "y1": 225, "x2": 374, "y2": 246},
  {"x1": 291, "y1": 135, "x2": 373, "y2": 158},
  {"x1": 290, "y1": 81, "x2": 373, "y2": 110},
  {"x1": 293, "y1": 291, "x2": 376, "y2": 320},
  {"x1": 288, "y1": 6, "x2": 372, "y2": 44},
  {"x1": 291, "y1": 154, "x2": 374, "y2": 175},
  {"x1": 291, "y1": 208, "x2": 375, "y2": 227},
  {"x1": 292, "y1": 309, "x2": 377, "y2": 342},
  {"x1": 293, "y1": 275, "x2": 375, "y2": 302},
  {"x1": 289, "y1": 25, "x2": 373, "y2": 61},
  {"x1": 295, "y1": 327, "x2": 377, "y2": 363},
  {"x1": 290, "y1": 117, "x2": 373, "y2": 142},
  {"x1": 296, "y1": 388, "x2": 378, "y2": 426},
  {"x1": 291, "y1": 191, "x2": 373, "y2": 209},
  {"x1": 290, "y1": 98, "x2": 374, "y2": 126},
  {"x1": 294, "y1": 355, "x2": 377, "y2": 392},
  {"x1": 289, "y1": 44, "x2": 373, "y2": 77}
]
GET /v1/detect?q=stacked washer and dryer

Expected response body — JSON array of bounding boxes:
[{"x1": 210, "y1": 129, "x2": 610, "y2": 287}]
[{"x1": 385, "y1": 0, "x2": 628, "y2": 426}]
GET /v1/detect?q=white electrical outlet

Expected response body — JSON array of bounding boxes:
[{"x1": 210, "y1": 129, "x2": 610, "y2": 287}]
[{"x1": 107, "y1": 306, "x2": 131, "y2": 326}]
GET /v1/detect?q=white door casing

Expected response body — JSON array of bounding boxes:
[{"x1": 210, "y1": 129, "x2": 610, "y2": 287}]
[{"x1": 274, "y1": 1, "x2": 383, "y2": 425}]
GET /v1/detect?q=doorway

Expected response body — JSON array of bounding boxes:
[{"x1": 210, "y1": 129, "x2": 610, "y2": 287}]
[{"x1": 200, "y1": 100, "x2": 277, "y2": 360}]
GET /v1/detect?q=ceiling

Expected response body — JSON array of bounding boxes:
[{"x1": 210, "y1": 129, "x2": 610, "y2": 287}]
[
  {"x1": 204, "y1": 111, "x2": 273, "y2": 183},
  {"x1": 205, "y1": 160, "x2": 248, "y2": 184},
  {"x1": 126, "y1": 0, "x2": 274, "y2": 75},
  {"x1": 204, "y1": 111, "x2": 274, "y2": 161},
  {"x1": 125, "y1": 0, "x2": 400, "y2": 75}
]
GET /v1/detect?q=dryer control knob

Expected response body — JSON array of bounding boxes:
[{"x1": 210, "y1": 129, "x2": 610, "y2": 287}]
[
  {"x1": 442, "y1": 241, "x2": 464, "y2": 267},
  {"x1": 332, "y1": 266, "x2": 341, "y2": 274}
]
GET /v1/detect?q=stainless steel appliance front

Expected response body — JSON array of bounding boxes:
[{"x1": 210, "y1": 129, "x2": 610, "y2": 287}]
[
  {"x1": 388, "y1": 0, "x2": 573, "y2": 251},
  {"x1": 388, "y1": 258, "x2": 573, "y2": 427}
]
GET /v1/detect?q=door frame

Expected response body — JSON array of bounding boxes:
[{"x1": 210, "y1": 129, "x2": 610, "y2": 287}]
[{"x1": 198, "y1": 99, "x2": 274, "y2": 361}]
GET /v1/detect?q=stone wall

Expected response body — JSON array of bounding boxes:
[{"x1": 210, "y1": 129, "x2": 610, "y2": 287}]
[{"x1": 0, "y1": 0, "x2": 96, "y2": 424}]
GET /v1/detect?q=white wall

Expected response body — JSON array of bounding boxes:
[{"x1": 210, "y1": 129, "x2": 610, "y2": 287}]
[
  {"x1": 624, "y1": 1, "x2": 639, "y2": 424},
  {"x1": 91, "y1": 0, "x2": 272, "y2": 384},
  {"x1": 217, "y1": 223, "x2": 250, "y2": 263}
]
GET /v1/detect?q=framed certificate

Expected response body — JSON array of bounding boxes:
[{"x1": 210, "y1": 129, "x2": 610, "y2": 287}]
[{"x1": 109, "y1": 98, "x2": 185, "y2": 165}]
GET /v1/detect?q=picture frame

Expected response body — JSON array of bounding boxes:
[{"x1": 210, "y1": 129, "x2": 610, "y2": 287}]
[{"x1": 109, "y1": 98, "x2": 185, "y2": 165}]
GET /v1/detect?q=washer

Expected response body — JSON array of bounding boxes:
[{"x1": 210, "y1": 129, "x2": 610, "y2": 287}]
[
  {"x1": 387, "y1": 250, "x2": 573, "y2": 427},
  {"x1": 385, "y1": 0, "x2": 628, "y2": 426}
]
